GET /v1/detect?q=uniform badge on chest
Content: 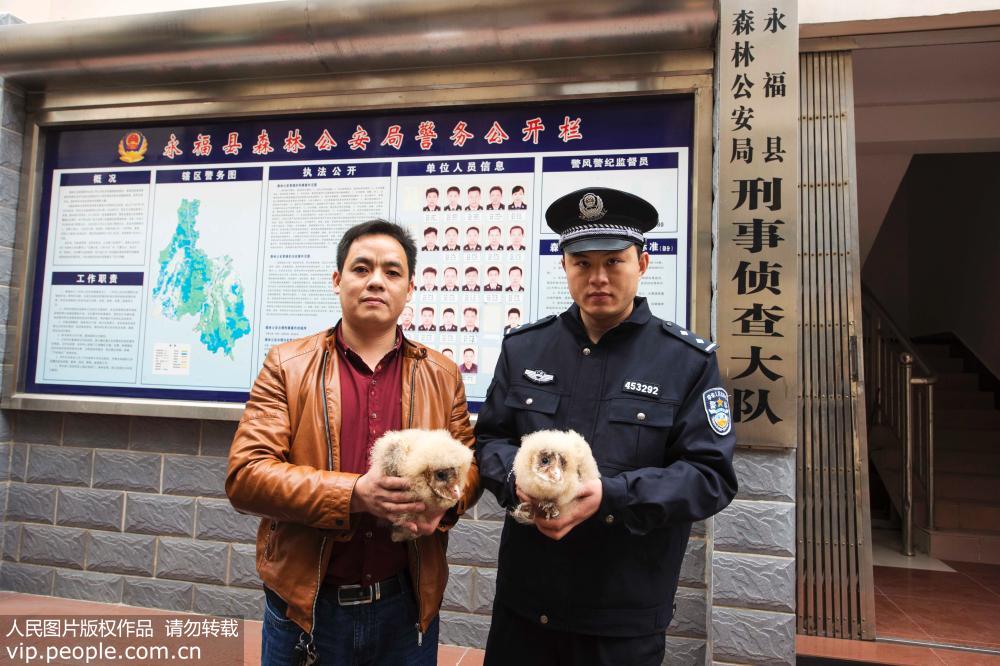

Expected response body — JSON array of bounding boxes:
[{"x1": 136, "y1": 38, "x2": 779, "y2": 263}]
[
  {"x1": 523, "y1": 369, "x2": 555, "y2": 384},
  {"x1": 703, "y1": 388, "x2": 732, "y2": 436},
  {"x1": 622, "y1": 380, "x2": 660, "y2": 397}
]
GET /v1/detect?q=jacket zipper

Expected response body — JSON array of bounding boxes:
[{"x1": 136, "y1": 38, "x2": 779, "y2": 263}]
[
  {"x1": 408, "y1": 356, "x2": 423, "y2": 645},
  {"x1": 307, "y1": 349, "x2": 334, "y2": 654},
  {"x1": 264, "y1": 519, "x2": 277, "y2": 559},
  {"x1": 322, "y1": 349, "x2": 335, "y2": 470},
  {"x1": 408, "y1": 357, "x2": 417, "y2": 430}
]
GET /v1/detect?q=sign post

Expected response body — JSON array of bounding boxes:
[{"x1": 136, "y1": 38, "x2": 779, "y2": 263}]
[{"x1": 717, "y1": 1, "x2": 800, "y2": 448}]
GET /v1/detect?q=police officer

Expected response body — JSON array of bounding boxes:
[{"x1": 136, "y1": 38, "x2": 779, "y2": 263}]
[{"x1": 475, "y1": 187, "x2": 738, "y2": 666}]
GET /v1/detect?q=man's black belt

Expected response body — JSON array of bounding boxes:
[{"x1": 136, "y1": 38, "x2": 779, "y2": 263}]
[{"x1": 323, "y1": 574, "x2": 405, "y2": 606}]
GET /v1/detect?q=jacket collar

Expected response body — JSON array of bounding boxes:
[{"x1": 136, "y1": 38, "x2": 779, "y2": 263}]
[
  {"x1": 402, "y1": 336, "x2": 429, "y2": 359},
  {"x1": 324, "y1": 323, "x2": 427, "y2": 359}
]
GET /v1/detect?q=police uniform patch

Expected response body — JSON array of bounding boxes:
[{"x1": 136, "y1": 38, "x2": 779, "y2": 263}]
[
  {"x1": 703, "y1": 388, "x2": 732, "y2": 436},
  {"x1": 505, "y1": 314, "x2": 557, "y2": 338},
  {"x1": 524, "y1": 369, "x2": 555, "y2": 384},
  {"x1": 662, "y1": 321, "x2": 718, "y2": 353}
]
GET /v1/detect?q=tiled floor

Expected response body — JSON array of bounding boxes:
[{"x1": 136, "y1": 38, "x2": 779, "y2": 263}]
[
  {"x1": 874, "y1": 561, "x2": 1000, "y2": 651},
  {"x1": 798, "y1": 635, "x2": 1000, "y2": 665},
  {"x1": 0, "y1": 592, "x2": 485, "y2": 665},
  {"x1": 438, "y1": 644, "x2": 486, "y2": 666},
  {"x1": 871, "y1": 528, "x2": 955, "y2": 572}
]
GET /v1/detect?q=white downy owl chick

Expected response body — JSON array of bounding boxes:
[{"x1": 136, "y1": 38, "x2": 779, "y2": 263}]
[
  {"x1": 369, "y1": 428, "x2": 473, "y2": 542},
  {"x1": 511, "y1": 429, "x2": 600, "y2": 524}
]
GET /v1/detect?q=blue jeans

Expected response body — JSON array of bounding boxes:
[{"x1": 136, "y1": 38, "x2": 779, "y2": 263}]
[{"x1": 261, "y1": 579, "x2": 439, "y2": 666}]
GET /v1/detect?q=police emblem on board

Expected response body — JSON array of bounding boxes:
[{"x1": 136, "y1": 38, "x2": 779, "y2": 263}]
[
  {"x1": 118, "y1": 131, "x2": 148, "y2": 164},
  {"x1": 577, "y1": 192, "x2": 607, "y2": 221},
  {"x1": 702, "y1": 388, "x2": 732, "y2": 436}
]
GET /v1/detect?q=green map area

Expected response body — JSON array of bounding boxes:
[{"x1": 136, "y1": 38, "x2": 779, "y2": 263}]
[{"x1": 152, "y1": 199, "x2": 251, "y2": 358}]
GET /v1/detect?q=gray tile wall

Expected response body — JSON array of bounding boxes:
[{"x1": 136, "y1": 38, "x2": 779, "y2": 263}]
[
  {"x1": 710, "y1": 449, "x2": 797, "y2": 665},
  {"x1": 0, "y1": 411, "x2": 261, "y2": 618},
  {"x1": 0, "y1": 48, "x2": 26, "y2": 591}
]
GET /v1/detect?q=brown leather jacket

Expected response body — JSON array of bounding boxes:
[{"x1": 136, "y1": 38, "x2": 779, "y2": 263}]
[{"x1": 226, "y1": 329, "x2": 479, "y2": 634}]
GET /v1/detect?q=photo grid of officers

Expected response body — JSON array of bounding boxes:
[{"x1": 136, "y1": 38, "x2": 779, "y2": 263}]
[{"x1": 403, "y1": 183, "x2": 529, "y2": 383}]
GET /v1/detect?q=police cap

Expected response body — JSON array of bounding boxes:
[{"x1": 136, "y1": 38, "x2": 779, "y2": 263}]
[{"x1": 545, "y1": 187, "x2": 658, "y2": 253}]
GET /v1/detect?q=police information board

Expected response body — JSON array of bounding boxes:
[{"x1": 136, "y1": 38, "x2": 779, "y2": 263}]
[{"x1": 27, "y1": 97, "x2": 693, "y2": 406}]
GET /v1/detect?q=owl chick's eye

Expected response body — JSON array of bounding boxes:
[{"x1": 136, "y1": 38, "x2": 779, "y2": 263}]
[
  {"x1": 435, "y1": 470, "x2": 448, "y2": 481},
  {"x1": 540, "y1": 455, "x2": 550, "y2": 466}
]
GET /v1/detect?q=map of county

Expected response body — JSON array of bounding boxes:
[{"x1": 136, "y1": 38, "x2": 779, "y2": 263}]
[{"x1": 152, "y1": 199, "x2": 251, "y2": 357}]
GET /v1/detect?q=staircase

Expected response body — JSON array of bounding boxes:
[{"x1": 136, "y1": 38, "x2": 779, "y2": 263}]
[{"x1": 915, "y1": 341, "x2": 1000, "y2": 563}]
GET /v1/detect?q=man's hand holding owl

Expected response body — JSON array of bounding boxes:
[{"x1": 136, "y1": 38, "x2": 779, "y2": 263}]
[{"x1": 517, "y1": 478, "x2": 603, "y2": 541}]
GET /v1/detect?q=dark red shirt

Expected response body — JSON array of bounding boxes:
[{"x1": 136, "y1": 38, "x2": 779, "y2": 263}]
[{"x1": 324, "y1": 325, "x2": 409, "y2": 586}]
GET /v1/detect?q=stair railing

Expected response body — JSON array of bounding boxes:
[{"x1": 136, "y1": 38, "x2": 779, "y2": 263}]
[{"x1": 861, "y1": 285, "x2": 937, "y2": 556}]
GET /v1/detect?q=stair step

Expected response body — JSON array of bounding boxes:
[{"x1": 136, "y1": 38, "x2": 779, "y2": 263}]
[
  {"x1": 934, "y1": 419, "x2": 1000, "y2": 444},
  {"x1": 935, "y1": 390, "x2": 995, "y2": 410},
  {"x1": 915, "y1": 343, "x2": 954, "y2": 359},
  {"x1": 870, "y1": 449, "x2": 898, "y2": 474},
  {"x1": 936, "y1": 372, "x2": 981, "y2": 391},
  {"x1": 934, "y1": 427, "x2": 1000, "y2": 457},
  {"x1": 927, "y1": 528, "x2": 1000, "y2": 564},
  {"x1": 936, "y1": 472, "x2": 1000, "y2": 503},
  {"x1": 936, "y1": 409, "x2": 1000, "y2": 430},
  {"x1": 873, "y1": 456, "x2": 1000, "y2": 480},
  {"x1": 925, "y1": 356, "x2": 966, "y2": 373},
  {"x1": 937, "y1": 450, "x2": 1000, "y2": 475},
  {"x1": 935, "y1": 499, "x2": 1000, "y2": 532}
]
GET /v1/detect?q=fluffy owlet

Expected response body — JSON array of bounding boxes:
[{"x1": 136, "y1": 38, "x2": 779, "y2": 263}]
[
  {"x1": 369, "y1": 429, "x2": 474, "y2": 541},
  {"x1": 511, "y1": 429, "x2": 600, "y2": 524}
]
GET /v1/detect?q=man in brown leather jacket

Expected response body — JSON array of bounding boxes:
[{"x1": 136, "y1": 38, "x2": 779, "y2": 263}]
[{"x1": 227, "y1": 219, "x2": 479, "y2": 665}]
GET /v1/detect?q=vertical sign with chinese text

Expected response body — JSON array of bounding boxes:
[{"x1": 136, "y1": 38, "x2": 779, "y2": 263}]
[{"x1": 718, "y1": 1, "x2": 798, "y2": 448}]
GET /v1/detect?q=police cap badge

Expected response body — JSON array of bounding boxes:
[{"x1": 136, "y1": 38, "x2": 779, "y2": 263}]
[{"x1": 544, "y1": 187, "x2": 658, "y2": 253}]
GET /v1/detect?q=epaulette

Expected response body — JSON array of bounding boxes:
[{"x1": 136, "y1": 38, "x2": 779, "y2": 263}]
[
  {"x1": 505, "y1": 315, "x2": 557, "y2": 338},
  {"x1": 662, "y1": 321, "x2": 718, "y2": 353}
]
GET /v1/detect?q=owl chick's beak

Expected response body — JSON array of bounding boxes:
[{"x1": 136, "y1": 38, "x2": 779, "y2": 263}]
[{"x1": 429, "y1": 475, "x2": 463, "y2": 502}]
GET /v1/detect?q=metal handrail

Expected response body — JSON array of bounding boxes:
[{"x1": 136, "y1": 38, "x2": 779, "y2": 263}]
[
  {"x1": 861, "y1": 286, "x2": 937, "y2": 556},
  {"x1": 912, "y1": 375, "x2": 937, "y2": 533},
  {"x1": 861, "y1": 285, "x2": 935, "y2": 378}
]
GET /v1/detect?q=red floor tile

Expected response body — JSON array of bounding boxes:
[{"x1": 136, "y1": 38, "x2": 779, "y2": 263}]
[
  {"x1": 0, "y1": 591, "x2": 175, "y2": 615},
  {"x1": 874, "y1": 566, "x2": 1000, "y2": 606},
  {"x1": 797, "y1": 635, "x2": 945, "y2": 665},
  {"x1": 946, "y1": 560, "x2": 1000, "y2": 576},
  {"x1": 438, "y1": 644, "x2": 468, "y2": 666},
  {"x1": 887, "y1": 595, "x2": 1000, "y2": 649},
  {"x1": 874, "y1": 592, "x2": 933, "y2": 642},
  {"x1": 458, "y1": 648, "x2": 486, "y2": 666},
  {"x1": 933, "y1": 648, "x2": 1000, "y2": 665},
  {"x1": 945, "y1": 560, "x2": 1000, "y2": 596}
]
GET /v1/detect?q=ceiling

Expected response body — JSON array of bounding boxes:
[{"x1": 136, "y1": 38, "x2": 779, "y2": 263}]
[{"x1": 852, "y1": 39, "x2": 1000, "y2": 263}]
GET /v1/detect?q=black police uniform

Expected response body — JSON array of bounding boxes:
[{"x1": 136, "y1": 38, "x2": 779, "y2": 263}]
[
  {"x1": 475, "y1": 300, "x2": 737, "y2": 663},
  {"x1": 474, "y1": 186, "x2": 738, "y2": 666}
]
